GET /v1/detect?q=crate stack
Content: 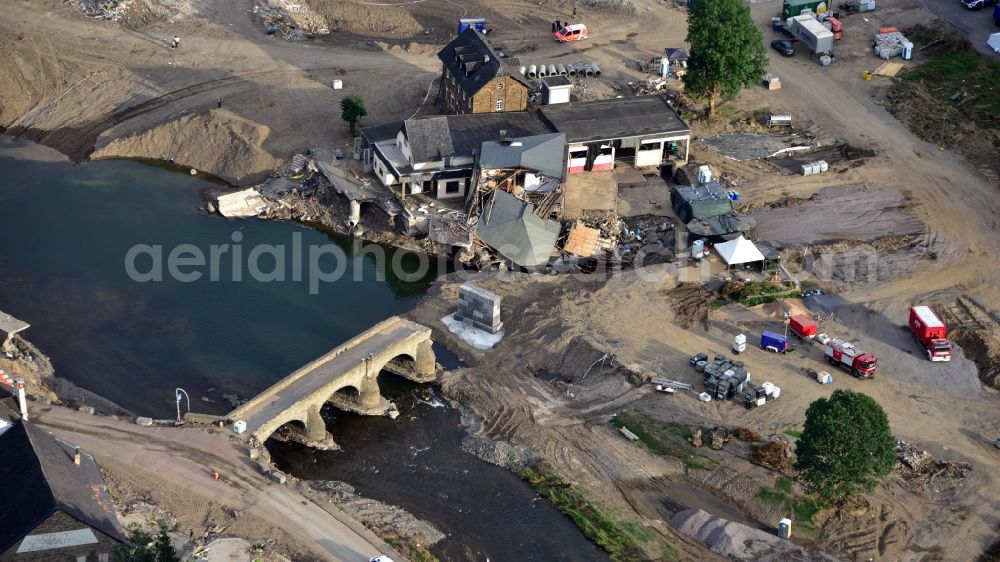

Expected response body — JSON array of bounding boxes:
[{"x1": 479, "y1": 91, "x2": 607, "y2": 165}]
[
  {"x1": 800, "y1": 160, "x2": 829, "y2": 176},
  {"x1": 699, "y1": 354, "x2": 751, "y2": 401},
  {"x1": 873, "y1": 29, "x2": 911, "y2": 60},
  {"x1": 744, "y1": 381, "x2": 781, "y2": 409}
]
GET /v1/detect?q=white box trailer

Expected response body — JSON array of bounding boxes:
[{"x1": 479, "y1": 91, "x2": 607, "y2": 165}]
[{"x1": 790, "y1": 14, "x2": 834, "y2": 54}]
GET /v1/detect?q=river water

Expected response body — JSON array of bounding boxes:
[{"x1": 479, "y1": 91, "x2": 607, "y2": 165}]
[{"x1": 0, "y1": 137, "x2": 608, "y2": 561}]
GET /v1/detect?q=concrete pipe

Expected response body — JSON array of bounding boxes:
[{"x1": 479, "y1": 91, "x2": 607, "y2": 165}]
[
  {"x1": 519, "y1": 66, "x2": 527, "y2": 76},
  {"x1": 568, "y1": 64, "x2": 580, "y2": 77},
  {"x1": 591, "y1": 63, "x2": 602, "y2": 77},
  {"x1": 547, "y1": 64, "x2": 557, "y2": 77},
  {"x1": 348, "y1": 199, "x2": 361, "y2": 228},
  {"x1": 584, "y1": 64, "x2": 595, "y2": 77},
  {"x1": 537, "y1": 64, "x2": 547, "y2": 78},
  {"x1": 556, "y1": 64, "x2": 568, "y2": 75},
  {"x1": 528, "y1": 64, "x2": 537, "y2": 78}
]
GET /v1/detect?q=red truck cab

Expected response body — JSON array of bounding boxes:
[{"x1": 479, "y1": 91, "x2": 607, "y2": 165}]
[
  {"x1": 909, "y1": 306, "x2": 952, "y2": 361},
  {"x1": 825, "y1": 338, "x2": 878, "y2": 378}
]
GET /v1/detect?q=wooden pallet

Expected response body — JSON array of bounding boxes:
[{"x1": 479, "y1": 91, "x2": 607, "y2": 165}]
[{"x1": 873, "y1": 62, "x2": 904, "y2": 77}]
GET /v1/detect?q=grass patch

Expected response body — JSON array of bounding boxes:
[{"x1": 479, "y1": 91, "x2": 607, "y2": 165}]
[
  {"x1": 521, "y1": 462, "x2": 675, "y2": 561},
  {"x1": 784, "y1": 430, "x2": 802, "y2": 438},
  {"x1": 904, "y1": 50, "x2": 1000, "y2": 130},
  {"x1": 776, "y1": 476, "x2": 795, "y2": 494},
  {"x1": 758, "y1": 487, "x2": 789, "y2": 504},
  {"x1": 611, "y1": 413, "x2": 718, "y2": 471}
]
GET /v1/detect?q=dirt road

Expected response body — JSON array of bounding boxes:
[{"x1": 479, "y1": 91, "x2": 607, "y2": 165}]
[{"x1": 29, "y1": 404, "x2": 396, "y2": 562}]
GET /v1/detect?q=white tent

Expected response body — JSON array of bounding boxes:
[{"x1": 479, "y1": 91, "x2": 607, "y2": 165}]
[
  {"x1": 989, "y1": 33, "x2": 1000, "y2": 54},
  {"x1": 714, "y1": 235, "x2": 765, "y2": 267}
]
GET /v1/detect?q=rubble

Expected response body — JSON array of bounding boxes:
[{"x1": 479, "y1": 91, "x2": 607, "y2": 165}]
[
  {"x1": 895, "y1": 440, "x2": 932, "y2": 471},
  {"x1": 709, "y1": 426, "x2": 730, "y2": 450},
  {"x1": 689, "y1": 427, "x2": 703, "y2": 448},
  {"x1": 252, "y1": 1, "x2": 330, "y2": 40}
]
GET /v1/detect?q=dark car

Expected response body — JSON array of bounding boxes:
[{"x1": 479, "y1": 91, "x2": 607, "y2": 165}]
[
  {"x1": 771, "y1": 40, "x2": 795, "y2": 56},
  {"x1": 689, "y1": 352, "x2": 708, "y2": 366}
]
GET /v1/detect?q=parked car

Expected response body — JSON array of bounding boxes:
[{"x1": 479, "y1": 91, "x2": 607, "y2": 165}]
[
  {"x1": 771, "y1": 39, "x2": 795, "y2": 56},
  {"x1": 370, "y1": 557, "x2": 395, "y2": 562},
  {"x1": 962, "y1": 0, "x2": 996, "y2": 9},
  {"x1": 555, "y1": 23, "x2": 588, "y2": 42},
  {"x1": 689, "y1": 352, "x2": 708, "y2": 366}
]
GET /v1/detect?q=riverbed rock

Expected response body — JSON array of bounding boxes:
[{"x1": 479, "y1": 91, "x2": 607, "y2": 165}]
[
  {"x1": 136, "y1": 416, "x2": 154, "y2": 426},
  {"x1": 79, "y1": 405, "x2": 95, "y2": 415}
]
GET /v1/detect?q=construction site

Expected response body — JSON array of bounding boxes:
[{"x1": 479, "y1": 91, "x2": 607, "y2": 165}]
[{"x1": 1, "y1": 0, "x2": 1000, "y2": 560}]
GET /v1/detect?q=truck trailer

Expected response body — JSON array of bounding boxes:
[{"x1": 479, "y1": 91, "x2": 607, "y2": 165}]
[
  {"x1": 790, "y1": 14, "x2": 835, "y2": 54},
  {"x1": 909, "y1": 306, "x2": 952, "y2": 361},
  {"x1": 789, "y1": 315, "x2": 817, "y2": 340},
  {"x1": 760, "y1": 331, "x2": 789, "y2": 353},
  {"x1": 824, "y1": 338, "x2": 877, "y2": 378},
  {"x1": 782, "y1": 0, "x2": 831, "y2": 18}
]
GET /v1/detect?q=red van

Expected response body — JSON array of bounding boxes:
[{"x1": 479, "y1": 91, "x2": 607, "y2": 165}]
[{"x1": 555, "y1": 23, "x2": 588, "y2": 42}]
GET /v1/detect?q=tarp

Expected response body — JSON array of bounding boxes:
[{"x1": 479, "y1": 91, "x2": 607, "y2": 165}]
[
  {"x1": 476, "y1": 190, "x2": 560, "y2": 268},
  {"x1": 671, "y1": 182, "x2": 733, "y2": 223},
  {"x1": 989, "y1": 33, "x2": 1000, "y2": 53},
  {"x1": 714, "y1": 235, "x2": 765, "y2": 266}
]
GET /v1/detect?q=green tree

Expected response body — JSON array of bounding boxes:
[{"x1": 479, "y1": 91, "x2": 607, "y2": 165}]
[
  {"x1": 683, "y1": 0, "x2": 768, "y2": 118},
  {"x1": 114, "y1": 527, "x2": 180, "y2": 562},
  {"x1": 794, "y1": 390, "x2": 896, "y2": 501},
  {"x1": 340, "y1": 95, "x2": 368, "y2": 136}
]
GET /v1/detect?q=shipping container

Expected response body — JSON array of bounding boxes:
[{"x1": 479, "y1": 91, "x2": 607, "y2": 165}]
[
  {"x1": 790, "y1": 14, "x2": 835, "y2": 53},
  {"x1": 782, "y1": 0, "x2": 831, "y2": 19}
]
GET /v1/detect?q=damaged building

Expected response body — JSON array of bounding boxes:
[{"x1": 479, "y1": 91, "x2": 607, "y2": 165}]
[{"x1": 361, "y1": 112, "x2": 550, "y2": 200}]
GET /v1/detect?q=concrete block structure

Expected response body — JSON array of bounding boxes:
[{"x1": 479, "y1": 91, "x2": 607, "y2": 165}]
[{"x1": 456, "y1": 284, "x2": 503, "y2": 334}]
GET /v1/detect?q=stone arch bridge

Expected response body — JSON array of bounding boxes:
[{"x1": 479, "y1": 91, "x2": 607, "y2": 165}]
[{"x1": 228, "y1": 316, "x2": 435, "y2": 446}]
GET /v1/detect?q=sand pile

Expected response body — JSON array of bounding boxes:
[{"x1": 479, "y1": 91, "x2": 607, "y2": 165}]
[
  {"x1": 671, "y1": 509, "x2": 840, "y2": 562},
  {"x1": 92, "y1": 110, "x2": 282, "y2": 185}
]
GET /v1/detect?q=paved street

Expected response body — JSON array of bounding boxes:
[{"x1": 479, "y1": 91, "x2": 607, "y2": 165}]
[{"x1": 917, "y1": 0, "x2": 1000, "y2": 57}]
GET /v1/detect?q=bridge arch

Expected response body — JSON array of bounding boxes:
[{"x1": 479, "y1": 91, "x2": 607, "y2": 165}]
[{"x1": 230, "y1": 317, "x2": 436, "y2": 446}]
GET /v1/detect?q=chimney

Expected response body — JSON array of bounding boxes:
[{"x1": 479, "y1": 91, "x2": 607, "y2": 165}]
[
  {"x1": 499, "y1": 129, "x2": 508, "y2": 140},
  {"x1": 73, "y1": 448, "x2": 81, "y2": 466},
  {"x1": 15, "y1": 378, "x2": 27, "y2": 421}
]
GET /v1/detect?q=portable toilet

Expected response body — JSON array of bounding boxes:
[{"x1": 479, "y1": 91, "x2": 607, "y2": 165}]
[
  {"x1": 233, "y1": 420, "x2": 247, "y2": 434},
  {"x1": 778, "y1": 518, "x2": 792, "y2": 539},
  {"x1": 691, "y1": 239, "x2": 706, "y2": 259},
  {"x1": 697, "y1": 165, "x2": 712, "y2": 185},
  {"x1": 901, "y1": 40, "x2": 914, "y2": 60}
]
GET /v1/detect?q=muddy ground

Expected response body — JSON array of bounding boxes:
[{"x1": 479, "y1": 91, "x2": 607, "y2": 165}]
[{"x1": 412, "y1": 270, "x2": 1000, "y2": 562}]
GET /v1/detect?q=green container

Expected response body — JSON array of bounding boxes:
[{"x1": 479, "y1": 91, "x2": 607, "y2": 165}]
[{"x1": 782, "y1": 0, "x2": 830, "y2": 18}]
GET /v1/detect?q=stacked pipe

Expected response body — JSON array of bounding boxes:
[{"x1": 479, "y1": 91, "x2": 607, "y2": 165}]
[{"x1": 517, "y1": 62, "x2": 601, "y2": 79}]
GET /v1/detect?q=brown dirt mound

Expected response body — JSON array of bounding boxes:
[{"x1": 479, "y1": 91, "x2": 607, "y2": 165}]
[
  {"x1": 91, "y1": 109, "x2": 283, "y2": 185},
  {"x1": 310, "y1": 1, "x2": 424, "y2": 37}
]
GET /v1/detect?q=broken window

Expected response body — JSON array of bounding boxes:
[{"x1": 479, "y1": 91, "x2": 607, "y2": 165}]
[{"x1": 445, "y1": 180, "x2": 462, "y2": 194}]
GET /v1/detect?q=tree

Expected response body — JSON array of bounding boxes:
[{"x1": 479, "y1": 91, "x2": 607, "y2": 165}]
[
  {"x1": 794, "y1": 389, "x2": 896, "y2": 501},
  {"x1": 340, "y1": 95, "x2": 368, "y2": 136},
  {"x1": 114, "y1": 527, "x2": 180, "y2": 562},
  {"x1": 683, "y1": 0, "x2": 768, "y2": 118}
]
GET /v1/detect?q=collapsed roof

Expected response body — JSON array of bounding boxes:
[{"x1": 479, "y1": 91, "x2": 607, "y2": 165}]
[
  {"x1": 479, "y1": 133, "x2": 567, "y2": 179},
  {"x1": 475, "y1": 190, "x2": 561, "y2": 268}
]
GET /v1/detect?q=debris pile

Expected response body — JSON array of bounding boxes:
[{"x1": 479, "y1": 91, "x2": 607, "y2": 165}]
[
  {"x1": 751, "y1": 439, "x2": 793, "y2": 471},
  {"x1": 709, "y1": 426, "x2": 730, "y2": 450},
  {"x1": 672, "y1": 509, "x2": 840, "y2": 561},
  {"x1": 75, "y1": 0, "x2": 127, "y2": 19},
  {"x1": 689, "y1": 427, "x2": 704, "y2": 448},
  {"x1": 253, "y1": 1, "x2": 330, "y2": 40},
  {"x1": 895, "y1": 440, "x2": 971, "y2": 478},
  {"x1": 895, "y1": 440, "x2": 932, "y2": 471}
]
